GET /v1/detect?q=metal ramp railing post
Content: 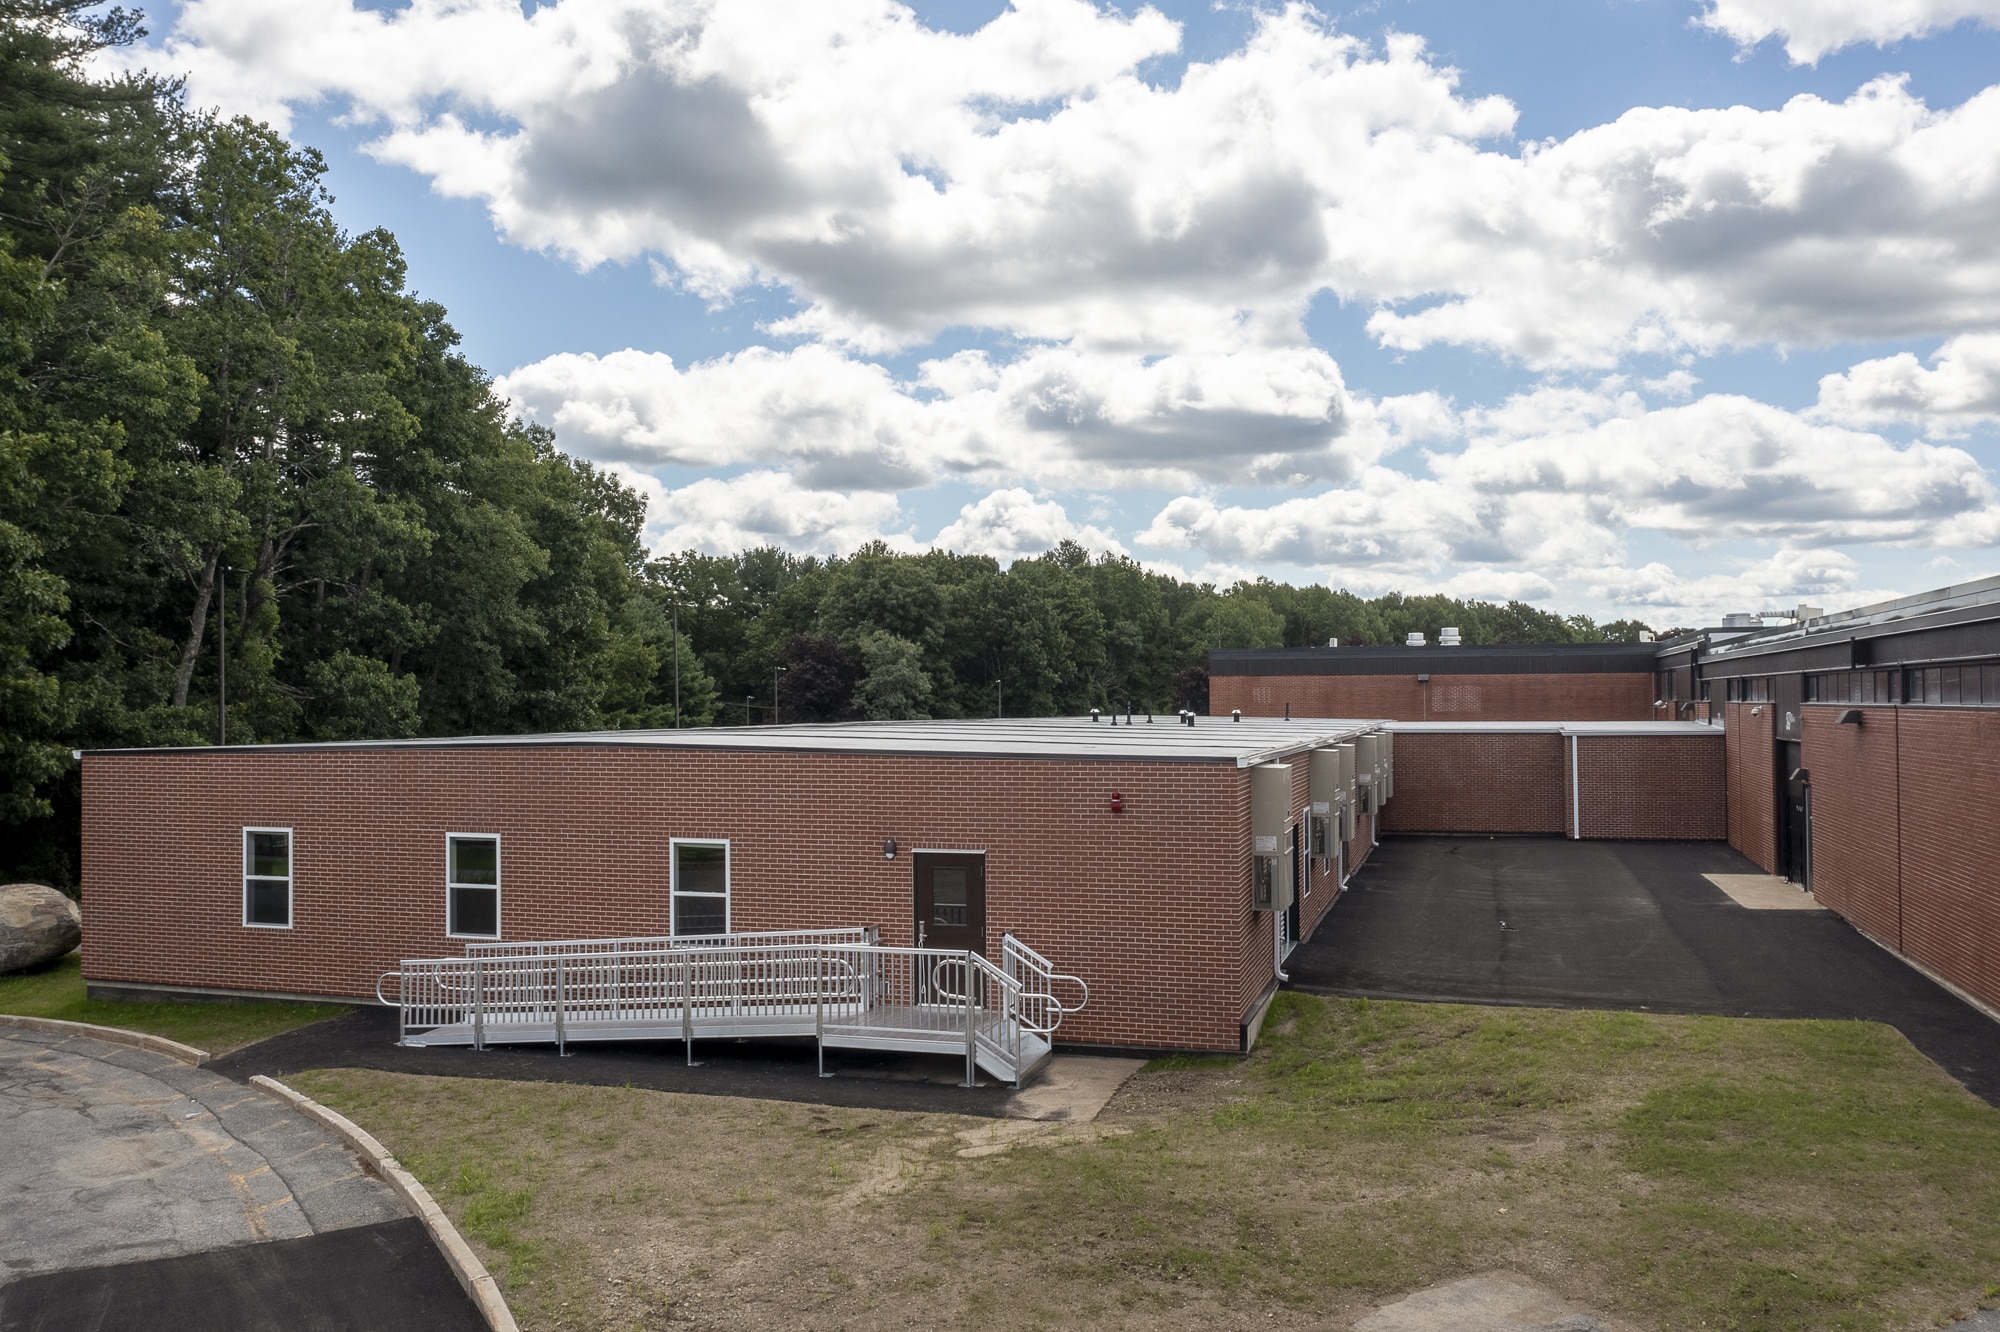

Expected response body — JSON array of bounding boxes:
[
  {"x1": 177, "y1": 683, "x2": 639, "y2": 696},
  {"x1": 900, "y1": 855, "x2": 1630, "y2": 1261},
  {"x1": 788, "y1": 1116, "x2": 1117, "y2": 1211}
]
[
  {"x1": 816, "y1": 951, "x2": 831, "y2": 1079},
  {"x1": 682, "y1": 953, "x2": 700, "y2": 1066},
  {"x1": 554, "y1": 957, "x2": 568, "y2": 1057},
  {"x1": 962, "y1": 955, "x2": 976, "y2": 1088},
  {"x1": 473, "y1": 957, "x2": 486, "y2": 1051}
]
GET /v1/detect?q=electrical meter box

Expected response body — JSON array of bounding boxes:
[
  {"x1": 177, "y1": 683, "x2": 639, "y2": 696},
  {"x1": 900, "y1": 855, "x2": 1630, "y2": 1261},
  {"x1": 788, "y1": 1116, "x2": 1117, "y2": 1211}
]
[
  {"x1": 1308, "y1": 748, "x2": 1345, "y2": 865},
  {"x1": 1354, "y1": 734, "x2": 1379, "y2": 813},
  {"x1": 1250, "y1": 762, "x2": 1293, "y2": 912},
  {"x1": 1335, "y1": 744, "x2": 1357, "y2": 841}
]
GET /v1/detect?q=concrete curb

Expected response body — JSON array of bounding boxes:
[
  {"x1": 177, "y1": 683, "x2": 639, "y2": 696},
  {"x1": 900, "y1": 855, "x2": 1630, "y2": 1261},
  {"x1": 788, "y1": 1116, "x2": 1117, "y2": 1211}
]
[
  {"x1": 251, "y1": 1075, "x2": 520, "y2": 1332},
  {"x1": 0, "y1": 1013, "x2": 210, "y2": 1065}
]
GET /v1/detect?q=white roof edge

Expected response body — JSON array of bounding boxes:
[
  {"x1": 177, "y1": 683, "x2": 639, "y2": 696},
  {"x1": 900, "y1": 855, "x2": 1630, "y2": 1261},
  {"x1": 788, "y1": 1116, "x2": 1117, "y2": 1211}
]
[{"x1": 1385, "y1": 720, "x2": 1723, "y2": 736}]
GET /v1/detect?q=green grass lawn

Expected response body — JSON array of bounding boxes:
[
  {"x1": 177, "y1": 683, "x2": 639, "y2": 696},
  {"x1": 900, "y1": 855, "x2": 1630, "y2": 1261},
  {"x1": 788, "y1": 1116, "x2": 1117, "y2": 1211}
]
[
  {"x1": 0, "y1": 951, "x2": 349, "y2": 1054},
  {"x1": 293, "y1": 993, "x2": 2000, "y2": 1332}
]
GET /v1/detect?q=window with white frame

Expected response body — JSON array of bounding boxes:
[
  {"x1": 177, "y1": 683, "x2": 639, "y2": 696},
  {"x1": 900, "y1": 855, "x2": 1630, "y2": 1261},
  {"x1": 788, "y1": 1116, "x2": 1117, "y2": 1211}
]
[
  {"x1": 447, "y1": 834, "x2": 501, "y2": 938},
  {"x1": 243, "y1": 828, "x2": 293, "y2": 928},
  {"x1": 671, "y1": 840, "x2": 728, "y2": 936}
]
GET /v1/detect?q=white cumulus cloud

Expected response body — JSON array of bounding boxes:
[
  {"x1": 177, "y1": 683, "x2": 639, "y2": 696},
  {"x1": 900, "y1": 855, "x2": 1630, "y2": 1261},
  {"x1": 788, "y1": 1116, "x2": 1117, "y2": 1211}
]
[
  {"x1": 123, "y1": 2, "x2": 2000, "y2": 365},
  {"x1": 1809, "y1": 334, "x2": 2000, "y2": 431},
  {"x1": 1700, "y1": 0, "x2": 2000, "y2": 63},
  {"x1": 931, "y1": 488, "x2": 1127, "y2": 563}
]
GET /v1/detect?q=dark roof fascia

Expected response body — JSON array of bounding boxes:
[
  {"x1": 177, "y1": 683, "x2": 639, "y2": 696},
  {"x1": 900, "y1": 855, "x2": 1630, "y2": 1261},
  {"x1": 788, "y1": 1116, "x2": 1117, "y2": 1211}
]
[
  {"x1": 1208, "y1": 644, "x2": 1659, "y2": 677},
  {"x1": 1698, "y1": 601, "x2": 2000, "y2": 675}
]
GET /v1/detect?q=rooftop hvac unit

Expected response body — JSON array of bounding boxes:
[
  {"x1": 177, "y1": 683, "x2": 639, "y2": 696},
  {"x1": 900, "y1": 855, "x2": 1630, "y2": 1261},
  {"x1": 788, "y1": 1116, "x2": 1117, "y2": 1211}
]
[
  {"x1": 1250, "y1": 763, "x2": 1294, "y2": 913},
  {"x1": 1439, "y1": 626, "x2": 1461, "y2": 646}
]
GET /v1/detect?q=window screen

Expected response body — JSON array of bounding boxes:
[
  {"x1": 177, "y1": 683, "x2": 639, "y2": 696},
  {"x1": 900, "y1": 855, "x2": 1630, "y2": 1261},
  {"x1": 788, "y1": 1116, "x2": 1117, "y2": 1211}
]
[
  {"x1": 448, "y1": 835, "x2": 500, "y2": 937},
  {"x1": 244, "y1": 829, "x2": 292, "y2": 928},
  {"x1": 673, "y1": 841, "x2": 728, "y2": 936}
]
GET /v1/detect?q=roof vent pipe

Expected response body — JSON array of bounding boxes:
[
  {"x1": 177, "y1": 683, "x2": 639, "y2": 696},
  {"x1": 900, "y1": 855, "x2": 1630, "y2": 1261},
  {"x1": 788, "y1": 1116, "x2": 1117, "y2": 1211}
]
[
  {"x1": 1232, "y1": 709, "x2": 1242, "y2": 722},
  {"x1": 1090, "y1": 708, "x2": 1100, "y2": 722},
  {"x1": 1439, "y1": 626, "x2": 1461, "y2": 646},
  {"x1": 1327, "y1": 637, "x2": 1338, "y2": 647},
  {"x1": 1406, "y1": 632, "x2": 1427, "y2": 647}
]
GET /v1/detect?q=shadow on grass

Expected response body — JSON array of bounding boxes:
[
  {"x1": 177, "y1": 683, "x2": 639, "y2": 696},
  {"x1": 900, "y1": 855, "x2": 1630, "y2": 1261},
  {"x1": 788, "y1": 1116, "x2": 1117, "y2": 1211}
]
[{"x1": 0, "y1": 951, "x2": 349, "y2": 1054}]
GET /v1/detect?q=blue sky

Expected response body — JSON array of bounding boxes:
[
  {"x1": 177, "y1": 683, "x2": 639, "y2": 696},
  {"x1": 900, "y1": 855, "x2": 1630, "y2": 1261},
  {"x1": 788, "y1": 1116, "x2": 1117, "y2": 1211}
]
[{"x1": 123, "y1": 0, "x2": 2000, "y2": 622}]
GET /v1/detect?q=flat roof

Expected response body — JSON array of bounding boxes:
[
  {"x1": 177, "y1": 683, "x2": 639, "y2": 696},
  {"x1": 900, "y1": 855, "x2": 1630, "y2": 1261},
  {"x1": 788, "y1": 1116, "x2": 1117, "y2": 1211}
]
[
  {"x1": 1209, "y1": 643, "x2": 1660, "y2": 676},
  {"x1": 82, "y1": 715, "x2": 1393, "y2": 769},
  {"x1": 1385, "y1": 721, "x2": 1722, "y2": 737}
]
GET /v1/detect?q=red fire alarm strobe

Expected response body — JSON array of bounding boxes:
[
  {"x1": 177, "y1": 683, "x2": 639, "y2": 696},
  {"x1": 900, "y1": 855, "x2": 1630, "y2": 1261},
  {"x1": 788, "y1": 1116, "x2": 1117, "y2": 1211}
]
[{"x1": 1109, "y1": 791, "x2": 1123, "y2": 813}]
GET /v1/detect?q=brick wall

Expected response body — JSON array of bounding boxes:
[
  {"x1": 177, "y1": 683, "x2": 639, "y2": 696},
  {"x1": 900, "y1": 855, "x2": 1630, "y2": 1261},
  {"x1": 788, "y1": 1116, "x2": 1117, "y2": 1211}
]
[
  {"x1": 1377, "y1": 730, "x2": 1720, "y2": 838},
  {"x1": 81, "y1": 745, "x2": 1310, "y2": 1052},
  {"x1": 1569, "y1": 734, "x2": 1727, "y2": 840},
  {"x1": 1896, "y1": 708, "x2": 2000, "y2": 1015},
  {"x1": 1378, "y1": 732, "x2": 1566, "y2": 834},
  {"x1": 1210, "y1": 672, "x2": 1656, "y2": 722},
  {"x1": 1800, "y1": 706, "x2": 1901, "y2": 945},
  {"x1": 1803, "y1": 704, "x2": 2000, "y2": 1015},
  {"x1": 1725, "y1": 702, "x2": 1777, "y2": 873}
]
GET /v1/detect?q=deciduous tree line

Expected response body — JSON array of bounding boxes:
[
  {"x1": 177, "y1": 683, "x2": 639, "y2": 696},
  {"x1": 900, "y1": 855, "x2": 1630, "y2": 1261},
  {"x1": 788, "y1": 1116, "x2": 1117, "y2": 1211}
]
[{"x1": 0, "y1": 2, "x2": 1653, "y2": 885}]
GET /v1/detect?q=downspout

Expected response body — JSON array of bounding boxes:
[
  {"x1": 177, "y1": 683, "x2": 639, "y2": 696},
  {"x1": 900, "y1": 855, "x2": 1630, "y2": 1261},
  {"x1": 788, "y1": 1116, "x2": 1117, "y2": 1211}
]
[
  {"x1": 1569, "y1": 732, "x2": 1581, "y2": 840},
  {"x1": 1274, "y1": 910, "x2": 1288, "y2": 982}
]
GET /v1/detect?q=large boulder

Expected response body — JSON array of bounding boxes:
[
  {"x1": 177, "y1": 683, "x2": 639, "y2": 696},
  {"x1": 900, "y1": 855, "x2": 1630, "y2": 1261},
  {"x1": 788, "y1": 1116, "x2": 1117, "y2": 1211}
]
[{"x1": 0, "y1": 884, "x2": 82, "y2": 973}]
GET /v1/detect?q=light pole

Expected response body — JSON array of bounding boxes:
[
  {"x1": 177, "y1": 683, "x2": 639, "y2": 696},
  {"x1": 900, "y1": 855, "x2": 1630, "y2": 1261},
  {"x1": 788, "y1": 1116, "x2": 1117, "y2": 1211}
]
[
  {"x1": 773, "y1": 666, "x2": 785, "y2": 725},
  {"x1": 671, "y1": 601, "x2": 680, "y2": 729},
  {"x1": 217, "y1": 565, "x2": 228, "y2": 745}
]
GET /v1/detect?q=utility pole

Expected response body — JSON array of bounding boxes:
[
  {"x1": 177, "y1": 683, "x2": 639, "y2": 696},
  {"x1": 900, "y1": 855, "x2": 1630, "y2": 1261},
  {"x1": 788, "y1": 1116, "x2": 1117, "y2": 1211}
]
[
  {"x1": 217, "y1": 566, "x2": 228, "y2": 746},
  {"x1": 672, "y1": 602, "x2": 680, "y2": 729}
]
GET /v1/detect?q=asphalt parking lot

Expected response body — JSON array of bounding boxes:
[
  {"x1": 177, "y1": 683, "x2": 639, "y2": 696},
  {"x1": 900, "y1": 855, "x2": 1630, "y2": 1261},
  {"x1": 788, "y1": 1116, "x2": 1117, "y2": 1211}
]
[
  {"x1": 1286, "y1": 835, "x2": 2000, "y2": 1105},
  {"x1": 0, "y1": 1027, "x2": 484, "y2": 1331}
]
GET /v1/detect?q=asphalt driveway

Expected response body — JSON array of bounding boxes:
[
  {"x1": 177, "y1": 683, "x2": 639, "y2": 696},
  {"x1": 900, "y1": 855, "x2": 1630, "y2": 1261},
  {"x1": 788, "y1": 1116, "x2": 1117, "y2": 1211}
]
[
  {"x1": 0, "y1": 1027, "x2": 483, "y2": 1331},
  {"x1": 1287, "y1": 835, "x2": 2000, "y2": 1105}
]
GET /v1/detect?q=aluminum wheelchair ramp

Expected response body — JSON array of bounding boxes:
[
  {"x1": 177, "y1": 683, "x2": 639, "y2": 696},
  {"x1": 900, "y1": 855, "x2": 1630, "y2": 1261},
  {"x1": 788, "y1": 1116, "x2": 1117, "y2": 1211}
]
[{"x1": 378, "y1": 928, "x2": 1088, "y2": 1088}]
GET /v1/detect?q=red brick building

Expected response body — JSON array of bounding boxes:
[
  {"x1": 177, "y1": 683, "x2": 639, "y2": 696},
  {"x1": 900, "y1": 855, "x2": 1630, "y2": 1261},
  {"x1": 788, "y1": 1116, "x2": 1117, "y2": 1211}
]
[
  {"x1": 80, "y1": 717, "x2": 1392, "y2": 1054},
  {"x1": 1700, "y1": 576, "x2": 2000, "y2": 1018},
  {"x1": 1209, "y1": 643, "x2": 1661, "y2": 722}
]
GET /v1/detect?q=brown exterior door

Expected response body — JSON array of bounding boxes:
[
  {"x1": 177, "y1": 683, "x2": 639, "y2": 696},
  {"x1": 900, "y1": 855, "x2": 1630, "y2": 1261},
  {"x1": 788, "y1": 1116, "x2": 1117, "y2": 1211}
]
[{"x1": 914, "y1": 852, "x2": 986, "y2": 955}]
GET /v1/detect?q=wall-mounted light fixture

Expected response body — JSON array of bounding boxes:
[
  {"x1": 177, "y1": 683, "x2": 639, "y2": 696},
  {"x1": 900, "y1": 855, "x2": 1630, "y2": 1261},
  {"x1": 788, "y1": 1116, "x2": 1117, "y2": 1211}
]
[
  {"x1": 1750, "y1": 706, "x2": 1762, "y2": 716},
  {"x1": 1837, "y1": 709, "x2": 1864, "y2": 725},
  {"x1": 882, "y1": 838, "x2": 897, "y2": 860}
]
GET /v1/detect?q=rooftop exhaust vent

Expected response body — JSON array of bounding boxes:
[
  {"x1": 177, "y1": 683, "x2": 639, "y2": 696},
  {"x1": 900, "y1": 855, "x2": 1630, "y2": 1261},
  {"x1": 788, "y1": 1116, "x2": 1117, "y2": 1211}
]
[
  {"x1": 1406, "y1": 632, "x2": 1427, "y2": 647},
  {"x1": 1721, "y1": 612, "x2": 1760, "y2": 629},
  {"x1": 1439, "y1": 626, "x2": 1461, "y2": 647}
]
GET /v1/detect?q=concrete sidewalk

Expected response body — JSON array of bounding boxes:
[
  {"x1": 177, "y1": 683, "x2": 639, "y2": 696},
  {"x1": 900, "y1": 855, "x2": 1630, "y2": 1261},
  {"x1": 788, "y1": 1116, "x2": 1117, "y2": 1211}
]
[{"x1": 0, "y1": 1028, "x2": 483, "y2": 1330}]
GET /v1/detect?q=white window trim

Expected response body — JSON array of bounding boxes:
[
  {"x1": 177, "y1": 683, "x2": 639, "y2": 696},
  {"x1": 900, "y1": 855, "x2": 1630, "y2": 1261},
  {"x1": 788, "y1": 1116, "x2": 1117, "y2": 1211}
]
[
  {"x1": 669, "y1": 837, "x2": 729, "y2": 937},
  {"x1": 242, "y1": 826, "x2": 294, "y2": 930},
  {"x1": 445, "y1": 831, "x2": 503, "y2": 940}
]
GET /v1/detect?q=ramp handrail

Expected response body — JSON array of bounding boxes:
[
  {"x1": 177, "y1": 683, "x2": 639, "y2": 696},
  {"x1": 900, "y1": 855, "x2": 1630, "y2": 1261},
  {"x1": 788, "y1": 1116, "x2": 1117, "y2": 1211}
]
[
  {"x1": 462, "y1": 926, "x2": 877, "y2": 959},
  {"x1": 1001, "y1": 933, "x2": 1090, "y2": 1035}
]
